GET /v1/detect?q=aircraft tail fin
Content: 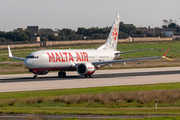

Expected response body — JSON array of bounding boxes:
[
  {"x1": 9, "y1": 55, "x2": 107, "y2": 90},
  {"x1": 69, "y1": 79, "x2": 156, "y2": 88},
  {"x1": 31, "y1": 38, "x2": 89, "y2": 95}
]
[{"x1": 98, "y1": 14, "x2": 120, "y2": 51}]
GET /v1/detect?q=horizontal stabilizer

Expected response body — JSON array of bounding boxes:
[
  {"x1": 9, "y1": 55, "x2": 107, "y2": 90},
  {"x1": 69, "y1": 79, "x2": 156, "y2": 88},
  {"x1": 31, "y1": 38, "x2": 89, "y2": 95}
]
[{"x1": 162, "y1": 45, "x2": 172, "y2": 61}]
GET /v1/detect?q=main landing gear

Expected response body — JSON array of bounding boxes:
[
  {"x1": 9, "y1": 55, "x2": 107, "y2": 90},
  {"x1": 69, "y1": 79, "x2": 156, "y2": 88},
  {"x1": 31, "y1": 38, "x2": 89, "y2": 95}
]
[
  {"x1": 58, "y1": 71, "x2": 66, "y2": 77},
  {"x1": 85, "y1": 75, "x2": 92, "y2": 78}
]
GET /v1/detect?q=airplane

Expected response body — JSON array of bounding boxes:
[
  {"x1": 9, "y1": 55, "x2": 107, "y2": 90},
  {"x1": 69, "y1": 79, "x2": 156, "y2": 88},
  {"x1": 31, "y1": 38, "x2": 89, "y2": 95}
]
[{"x1": 8, "y1": 14, "x2": 172, "y2": 79}]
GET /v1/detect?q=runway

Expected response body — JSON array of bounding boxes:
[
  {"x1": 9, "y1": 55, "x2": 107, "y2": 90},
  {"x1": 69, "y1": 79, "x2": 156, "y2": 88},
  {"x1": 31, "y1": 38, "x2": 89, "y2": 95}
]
[{"x1": 0, "y1": 67, "x2": 180, "y2": 92}]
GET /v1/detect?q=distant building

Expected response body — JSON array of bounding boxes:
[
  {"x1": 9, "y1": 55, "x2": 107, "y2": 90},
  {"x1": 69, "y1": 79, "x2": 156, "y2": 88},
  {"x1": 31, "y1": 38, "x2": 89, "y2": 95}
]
[
  {"x1": 54, "y1": 33, "x2": 58, "y2": 36},
  {"x1": 161, "y1": 31, "x2": 173, "y2": 37},
  {"x1": 155, "y1": 28, "x2": 163, "y2": 34},
  {"x1": 138, "y1": 27, "x2": 155, "y2": 35},
  {"x1": 16, "y1": 28, "x2": 26, "y2": 32},
  {"x1": 31, "y1": 36, "x2": 40, "y2": 42},
  {"x1": 27, "y1": 26, "x2": 39, "y2": 34},
  {"x1": 29, "y1": 34, "x2": 40, "y2": 42},
  {"x1": 163, "y1": 28, "x2": 176, "y2": 33},
  {"x1": 173, "y1": 34, "x2": 180, "y2": 40}
]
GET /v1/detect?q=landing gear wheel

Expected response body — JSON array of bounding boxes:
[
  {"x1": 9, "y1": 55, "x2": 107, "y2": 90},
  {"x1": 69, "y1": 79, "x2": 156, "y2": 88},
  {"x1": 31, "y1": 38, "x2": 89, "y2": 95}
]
[
  {"x1": 62, "y1": 71, "x2": 66, "y2": 77},
  {"x1": 84, "y1": 75, "x2": 92, "y2": 78},
  {"x1": 33, "y1": 75, "x2": 38, "y2": 79},
  {"x1": 58, "y1": 71, "x2": 66, "y2": 77},
  {"x1": 58, "y1": 71, "x2": 62, "y2": 77}
]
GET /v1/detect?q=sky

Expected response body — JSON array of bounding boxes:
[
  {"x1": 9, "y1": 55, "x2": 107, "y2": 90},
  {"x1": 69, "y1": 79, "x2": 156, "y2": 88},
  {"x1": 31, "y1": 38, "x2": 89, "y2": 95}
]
[{"x1": 0, "y1": 0, "x2": 180, "y2": 32}]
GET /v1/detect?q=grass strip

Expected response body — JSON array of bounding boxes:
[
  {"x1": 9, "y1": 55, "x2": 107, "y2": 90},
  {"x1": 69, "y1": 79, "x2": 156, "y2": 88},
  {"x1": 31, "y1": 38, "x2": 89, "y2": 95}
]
[
  {"x1": 1, "y1": 107, "x2": 180, "y2": 115},
  {"x1": 1, "y1": 83, "x2": 180, "y2": 115},
  {"x1": 62, "y1": 116, "x2": 180, "y2": 120},
  {"x1": 1, "y1": 82, "x2": 180, "y2": 100}
]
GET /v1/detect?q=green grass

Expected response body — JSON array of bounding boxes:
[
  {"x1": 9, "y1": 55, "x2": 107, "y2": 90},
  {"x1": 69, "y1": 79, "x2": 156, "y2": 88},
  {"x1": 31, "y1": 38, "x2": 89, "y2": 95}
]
[
  {"x1": 1, "y1": 82, "x2": 180, "y2": 100},
  {"x1": 117, "y1": 42, "x2": 180, "y2": 59},
  {"x1": 1, "y1": 83, "x2": 180, "y2": 114},
  {"x1": 0, "y1": 64, "x2": 23, "y2": 67},
  {"x1": 62, "y1": 116, "x2": 180, "y2": 120},
  {"x1": 1, "y1": 107, "x2": 180, "y2": 115}
]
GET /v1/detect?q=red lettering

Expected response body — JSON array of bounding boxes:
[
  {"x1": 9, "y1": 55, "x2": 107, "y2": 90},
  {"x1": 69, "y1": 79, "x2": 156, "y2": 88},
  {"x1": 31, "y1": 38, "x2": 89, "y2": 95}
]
[
  {"x1": 55, "y1": 52, "x2": 61, "y2": 62},
  {"x1": 80, "y1": 52, "x2": 83, "y2": 61},
  {"x1": 76, "y1": 52, "x2": 81, "y2": 61},
  {"x1": 88, "y1": 67, "x2": 94, "y2": 69},
  {"x1": 47, "y1": 53, "x2": 55, "y2": 62},
  {"x1": 63, "y1": 52, "x2": 68, "y2": 62},
  {"x1": 82, "y1": 52, "x2": 89, "y2": 61},
  {"x1": 59, "y1": 52, "x2": 65, "y2": 62},
  {"x1": 68, "y1": 52, "x2": 74, "y2": 62}
]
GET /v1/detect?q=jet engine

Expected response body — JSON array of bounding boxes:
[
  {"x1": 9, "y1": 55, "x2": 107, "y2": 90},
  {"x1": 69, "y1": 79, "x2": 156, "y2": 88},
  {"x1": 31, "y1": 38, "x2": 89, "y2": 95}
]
[{"x1": 77, "y1": 63, "x2": 95, "y2": 76}]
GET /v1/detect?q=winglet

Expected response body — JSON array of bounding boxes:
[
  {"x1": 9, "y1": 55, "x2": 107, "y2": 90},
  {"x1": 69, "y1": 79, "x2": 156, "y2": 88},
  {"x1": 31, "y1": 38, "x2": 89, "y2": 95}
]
[
  {"x1": 8, "y1": 45, "x2": 13, "y2": 58},
  {"x1": 162, "y1": 46, "x2": 172, "y2": 61}
]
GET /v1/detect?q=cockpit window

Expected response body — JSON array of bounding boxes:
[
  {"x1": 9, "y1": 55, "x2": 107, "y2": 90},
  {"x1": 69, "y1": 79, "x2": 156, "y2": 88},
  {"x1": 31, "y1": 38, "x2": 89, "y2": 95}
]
[
  {"x1": 26, "y1": 56, "x2": 39, "y2": 59},
  {"x1": 27, "y1": 56, "x2": 34, "y2": 58}
]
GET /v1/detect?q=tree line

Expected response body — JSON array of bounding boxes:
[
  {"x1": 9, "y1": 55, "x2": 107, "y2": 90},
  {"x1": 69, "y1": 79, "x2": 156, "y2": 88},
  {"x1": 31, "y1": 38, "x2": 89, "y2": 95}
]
[
  {"x1": 162, "y1": 19, "x2": 180, "y2": 32},
  {"x1": 0, "y1": 22, "x2": 137, "y2": 42},
  {"x1": 0, "y1": 21, "x2": 179, "y2": 42},
  {"x1": 0, "y1": 30, "x2": 32, "y2": 42},
  {"x1": 42, "y1": 22, "x2": 137, "y2": 41}
]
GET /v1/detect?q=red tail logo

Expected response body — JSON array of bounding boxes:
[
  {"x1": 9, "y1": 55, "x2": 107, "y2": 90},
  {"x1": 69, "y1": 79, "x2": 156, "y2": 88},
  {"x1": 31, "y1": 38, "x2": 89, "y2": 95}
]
[{"x1": 112, "y1": 27, "x2": 118, "y2": 40}]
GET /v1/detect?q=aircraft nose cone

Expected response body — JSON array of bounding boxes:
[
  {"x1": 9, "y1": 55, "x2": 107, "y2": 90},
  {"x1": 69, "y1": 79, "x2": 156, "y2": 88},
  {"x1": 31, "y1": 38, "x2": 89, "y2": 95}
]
[{"x1": 24, "y1": 59, "x2": 33, "y2": 69}]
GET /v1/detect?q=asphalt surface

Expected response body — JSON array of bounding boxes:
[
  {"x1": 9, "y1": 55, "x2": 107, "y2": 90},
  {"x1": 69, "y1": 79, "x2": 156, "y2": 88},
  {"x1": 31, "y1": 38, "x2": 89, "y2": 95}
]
[
  {"x1": 0, "y1": 69, "x2": 180, "y2": 83},
  {"x1": 0, "y1": 67, "x2": 180, "y2": 92}
]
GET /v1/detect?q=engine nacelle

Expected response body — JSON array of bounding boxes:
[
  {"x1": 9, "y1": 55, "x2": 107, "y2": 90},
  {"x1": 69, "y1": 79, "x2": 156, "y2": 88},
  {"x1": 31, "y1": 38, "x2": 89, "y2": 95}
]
[{"x1": 77, "y1": 63, "x2": 95, "y2": 76}]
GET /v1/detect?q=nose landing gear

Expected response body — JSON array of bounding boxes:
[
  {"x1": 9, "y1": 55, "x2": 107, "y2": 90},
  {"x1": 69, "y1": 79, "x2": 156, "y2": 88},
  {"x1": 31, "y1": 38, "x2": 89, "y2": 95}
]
[
  {"x1": 33, "y1": 75, "x2": 38, "y2": 79},
  {"x1": 31, "y1": 71, "x2": 49, "y2": 79}
]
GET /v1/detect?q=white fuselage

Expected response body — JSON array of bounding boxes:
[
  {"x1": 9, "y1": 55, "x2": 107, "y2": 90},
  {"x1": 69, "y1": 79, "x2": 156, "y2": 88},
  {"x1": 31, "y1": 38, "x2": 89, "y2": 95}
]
[{"x1": 24, "y1": 49, "x2": 118, "y2": 71}]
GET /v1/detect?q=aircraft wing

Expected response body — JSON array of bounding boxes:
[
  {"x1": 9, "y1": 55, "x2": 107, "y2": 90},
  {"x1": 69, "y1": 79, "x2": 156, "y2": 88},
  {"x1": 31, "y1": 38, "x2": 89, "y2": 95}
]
[
  {"x1": 115, "y1": 48, "x2": 153, "y2": 55},
  {"x1": 8, "y1": 46, "x2": 26, "y2": 61},
  {"x1": 92, "y1": 56, "x2": 161, "y2": 65},
  {"x1": 93, "y1": 46, "x2": 172, "y2": 66}
]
